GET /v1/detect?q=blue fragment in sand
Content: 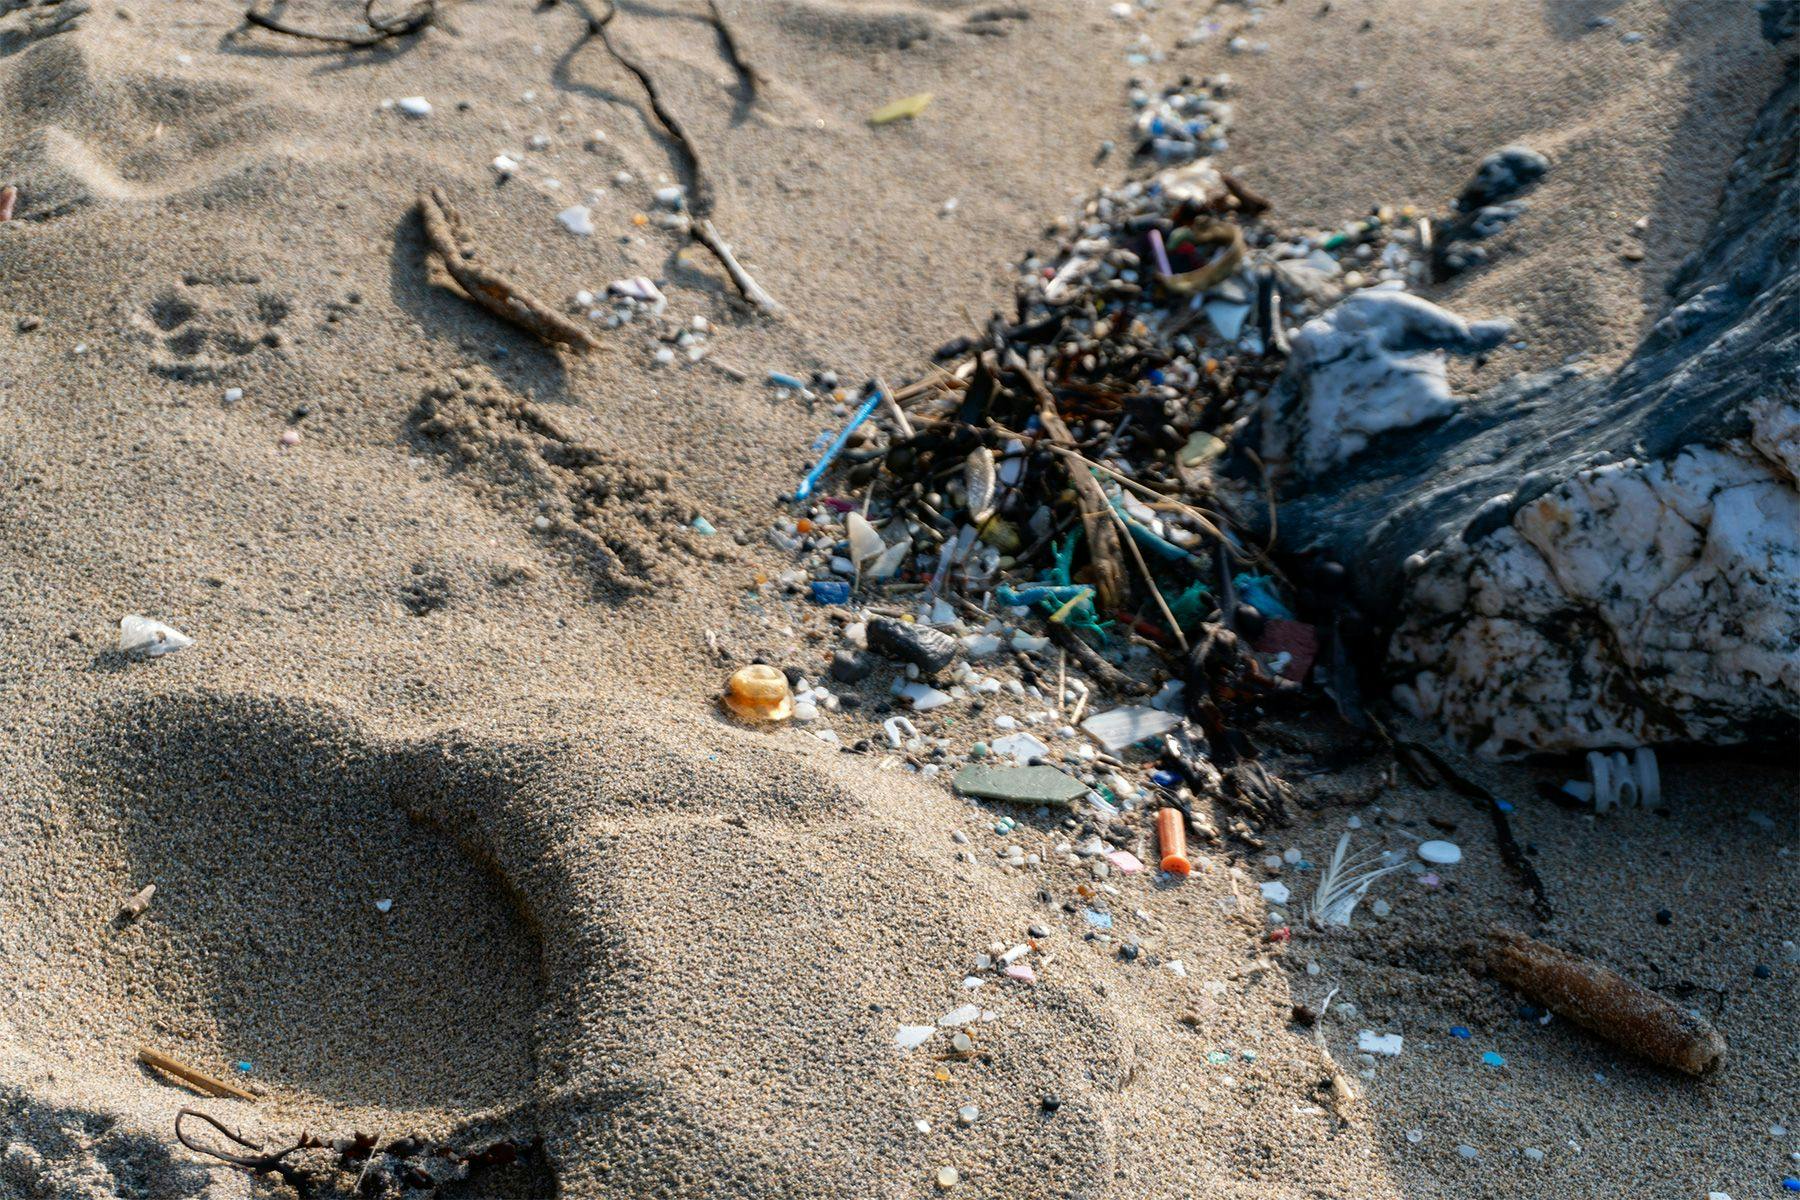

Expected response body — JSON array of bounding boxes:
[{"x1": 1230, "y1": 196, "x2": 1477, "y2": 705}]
[
  {"x1": 1450, "y1": 1026, "x2": 1471, "y2": 1039},
  {"x1": 1083, "y1": 909, "x2": 1114, "y2": 930},
  {"x1": 768, "y1": 371, "x2": 807, "y2": 390},
  {"x1": 1233, "y1": 573, "x2": 1295, "y2": 620},
  {"x1": 1481, "y1": 1051, "x2": 1506, "y2": 1067},
  {"x1": 692, "y1": 516, "x2": 717, "y2": 535},
  {"x1": 1150, "y1": 769, "x2": 1181, "y2": 788},
  {"x1": 810, "y1": 580, "x2": 851, "y2": 605}
]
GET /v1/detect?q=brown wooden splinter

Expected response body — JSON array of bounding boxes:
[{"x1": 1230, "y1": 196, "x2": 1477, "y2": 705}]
[
  {"x1": 417, "y1": 188, "x2": 602, "y2": 353},
  {"x1": 138, "y1": 1047, "x2": 259, "y2": 1101},
  {"x1": 1486, "y1": 927, "x2": 1726, "y2": 1077}
]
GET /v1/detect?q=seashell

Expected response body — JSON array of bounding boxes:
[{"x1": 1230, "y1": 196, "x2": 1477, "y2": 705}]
[
  {"x1": 118, "y1": 615, "x2": 192, "y2": 658},
  {"x1": 846, "y1": 511, "x2": 884, "y2": 566},
  {"x1": 722, "y1": 664, "x2": 793, "y2": 722},
  {"x1": 963, "y1": 447, "x2": 998, "y2": 525}
]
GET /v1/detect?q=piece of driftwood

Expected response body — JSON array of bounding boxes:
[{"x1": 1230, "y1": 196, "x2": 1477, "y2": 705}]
[
  {"x1": 120, "y1": 883, "x2": 155, "y2": 920},
  {"x1": 1004, "y1": 351, "x2": 1127, "y2": 612},
  {"x1": 1485, "y1": 928, "x2": 1727, "y2": 1077},
  {"x1": 417, "y1": 188, "x2": 601, "y2": 352},
  {"x1": 138, "y1": 1047, "x2": 258, "y2": 1101},
  {"x1": 245, "y1": 0, "x2": 434, "y2": 47}
]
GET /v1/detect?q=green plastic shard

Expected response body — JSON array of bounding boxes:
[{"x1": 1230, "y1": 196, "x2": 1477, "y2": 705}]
[
  {"x1": 954, "y1": 764, "x2": 1089, "y2": 806},
  {"x1": 870, "y1": 92, "x2": 934, "y2": 125}
]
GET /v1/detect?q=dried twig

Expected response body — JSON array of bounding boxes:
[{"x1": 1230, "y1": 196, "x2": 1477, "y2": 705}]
[
  {"x1": 1004, "y1": 351, "x2": 1126, "y2": 611},
  {"x1": 176, "y1": 1109, "x2": 314, "y2": 1192},
  {"x1": 244, "y1": 0, "x2": 434, "y2": 47},
  {"x1": 417, "y1": 187, "x2": 601, "y2": 352},
  {"x1": 1104, "y1": 501, "x2": 1189, "y2": 654},
  {"x1": 1486, "y1": 928, "x2": 1727, "y2": 1076},
  {"x1": 571, "y1": 0, "x2": 780, "y2": 312},
  {"x1": 139, "y1": 1048, "x2": 258, "y2": 1101}
]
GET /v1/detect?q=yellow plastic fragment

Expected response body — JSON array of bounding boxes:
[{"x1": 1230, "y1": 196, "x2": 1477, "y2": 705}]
[{"x1": 871, "y1": 92, "x2": 934, "y2": 125}]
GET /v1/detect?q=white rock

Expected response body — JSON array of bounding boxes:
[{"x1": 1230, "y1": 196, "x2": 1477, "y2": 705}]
[
  {"x1": 653, "y1": 185, "x2": 685, "y2": 209},
  {"x1": 118, "y1": 615, "x2": 192, "y2": 658},
  {"x1": 1417, "y1": 840, "x2": 1463, "y2": 866},
  {"x1": 557, "y1": 205, "x2": 595, "y2": 236},
  {"x1": 493, "y1": 154, "x2": 520, "y2": 174},
  {"x1": 938, "y1": 1004, "x2": 981, "y2": 1027},
  {"x1": 1259, "y1": 881, "x2": 1291, "y2": 905},
  {"x1": 397, "y1": 96, "x2": 432, "y2": 117},
  {"x1": 1357, "y1": 1030, "x2": 1403, "y2": 1056}
]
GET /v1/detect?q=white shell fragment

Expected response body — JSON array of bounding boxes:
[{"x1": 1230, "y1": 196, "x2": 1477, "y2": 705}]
[
  {"x1": 118, "y1": 615, "x2": 192, "y2": 658},
  {"x1": 895, "y1": 1025, "x2": 935, "y2": 1051},
  {"x1": 1079, "y1": 705, "x2": 1182, "y2": 751},
  {"x1": 1417, "y1": 840, "x2": 1462, "y2": 866},
  {"x1": 964, "y1": 447, "x2": 998, "y2": 525},
  {"x1": 846, "y1": 512, "x2": 883, "y2": 565}
]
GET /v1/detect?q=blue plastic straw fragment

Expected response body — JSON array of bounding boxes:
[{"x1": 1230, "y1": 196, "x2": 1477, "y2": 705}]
[
  {"x1": 996, "y1": 584, "x2": 1094, "y2": 607},
  {"x1": 794, "y1": 388, "x2": 884, "y2": 502},
  {"x1": 768, "y1": 371, "x2": 808, "y2": 390}
]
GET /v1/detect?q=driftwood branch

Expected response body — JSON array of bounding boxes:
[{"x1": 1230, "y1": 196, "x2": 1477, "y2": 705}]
[
  {"x1": 244, "y1": 0, "x2": 435, "y2": 47},
  {"x1": 417, "y1": 187, "x2": 602, "y2": 352}
]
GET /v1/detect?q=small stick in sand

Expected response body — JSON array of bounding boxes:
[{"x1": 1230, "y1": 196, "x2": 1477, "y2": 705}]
[
  {"x1": 120, "y1": 883, "x2": 155, "y2": 921},
  {"x1": 417, "y1": 188, "x2": 602, "y2": 353},
  {"x1": 0, "y1": 186, "x2": 16, "y2": 222},
  {"x1": 1485, "y1": 927, "x2": 1727, "y2": 1077},
  {"x1": 138, "y1": 1048, "x2": 258, "y2": 1101}
]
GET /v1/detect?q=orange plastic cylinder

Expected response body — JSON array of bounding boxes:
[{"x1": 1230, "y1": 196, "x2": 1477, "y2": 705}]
[{"x1": 1157, "y1": 807, "x2": 1190, "y2": 875}]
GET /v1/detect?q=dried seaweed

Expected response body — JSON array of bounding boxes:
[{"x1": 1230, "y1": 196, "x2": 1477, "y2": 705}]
[
  {"x1": 1392, "y1": 736, "x2": 1552, "y2": 920},
  {"x1": 175, "y1": 1108, "x2": 538, "y2": 1198},
  {"x1": 417, "y1": 187, "x2": 603, "y2": 352},
  {"x1": 244, "y1": 0, "x2": 434, "y2": 47},
  {"x1": 563, "y1": 0, "x2": 780, "y2": 313}
]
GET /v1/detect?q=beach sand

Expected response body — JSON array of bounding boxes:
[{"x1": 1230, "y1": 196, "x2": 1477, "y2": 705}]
[{"x1": 0, "y1": 0, "x2": 1792, "y2": 1196}]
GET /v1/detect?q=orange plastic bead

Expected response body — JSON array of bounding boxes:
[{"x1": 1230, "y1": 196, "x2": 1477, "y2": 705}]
[{"x1": 722, "y1": 664, "x2": 793, "y2": 722}]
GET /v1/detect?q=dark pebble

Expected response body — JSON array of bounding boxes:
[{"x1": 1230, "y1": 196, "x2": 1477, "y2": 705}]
[
  {"x1": 1754, "y1": 963, "x2": 1773, "y2": 979},
  {"x1": 1118, "y1": 943, "x2": 1140, "y2": 963},
  {"x1": 866, "y1": 616, "x2": 960, "y2": 674},
  {"x1": 1028, "y1": 923, "x2": 1048, "y2": 939},
  {"x1": 1655, "y1": 908, "x2": 1673, "y2": 925},
  {"x1": 830, "y1": 649, "x2": 873, "y2": 683},
  {"x1": 1040, "y1": 1095, "x2": 1062, "y2": 1113},
  {"x1": 781, "y1": 666, "x2": 804, "y2": 687}
]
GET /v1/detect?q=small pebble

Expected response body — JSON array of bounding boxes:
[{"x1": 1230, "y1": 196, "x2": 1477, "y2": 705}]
[
  {"x1": 1655, "y1": 908, "x2": 1673, "y2": 925},
  {"x1": 957, "y1": 1104, "x2": 978, "y2": 1126},
  {"x1": 1753, "y1": 963, "x2": 1773, "y2": 979},
  {"x1": 1523, "y1": 1147, "x2": 1544, "y2": 1162},
  {"x1": 397, "y1": 96, "x2": 432, "y2": 117},
  {"x1": 1456, "y1": 1144, "x2": 1478, "y2": 1160},
  {"x1": 936, "y1": 1166, "x2": 959, "y2": 1190},
  {"x1": 1417, "y1": 840, "x2": 1462, "y2": 866}
]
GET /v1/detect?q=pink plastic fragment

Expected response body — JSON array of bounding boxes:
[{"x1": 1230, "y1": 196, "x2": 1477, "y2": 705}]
[
  {"x1": 1005, "y1": 964, "x2": 1036, "y2": 983},
  {"x1": 1106, "y1": 849, "x2": 1144, "y2": 874},
  {"x1": 1417, "y1": 872, "x2": 1442, "y2": 889}
]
